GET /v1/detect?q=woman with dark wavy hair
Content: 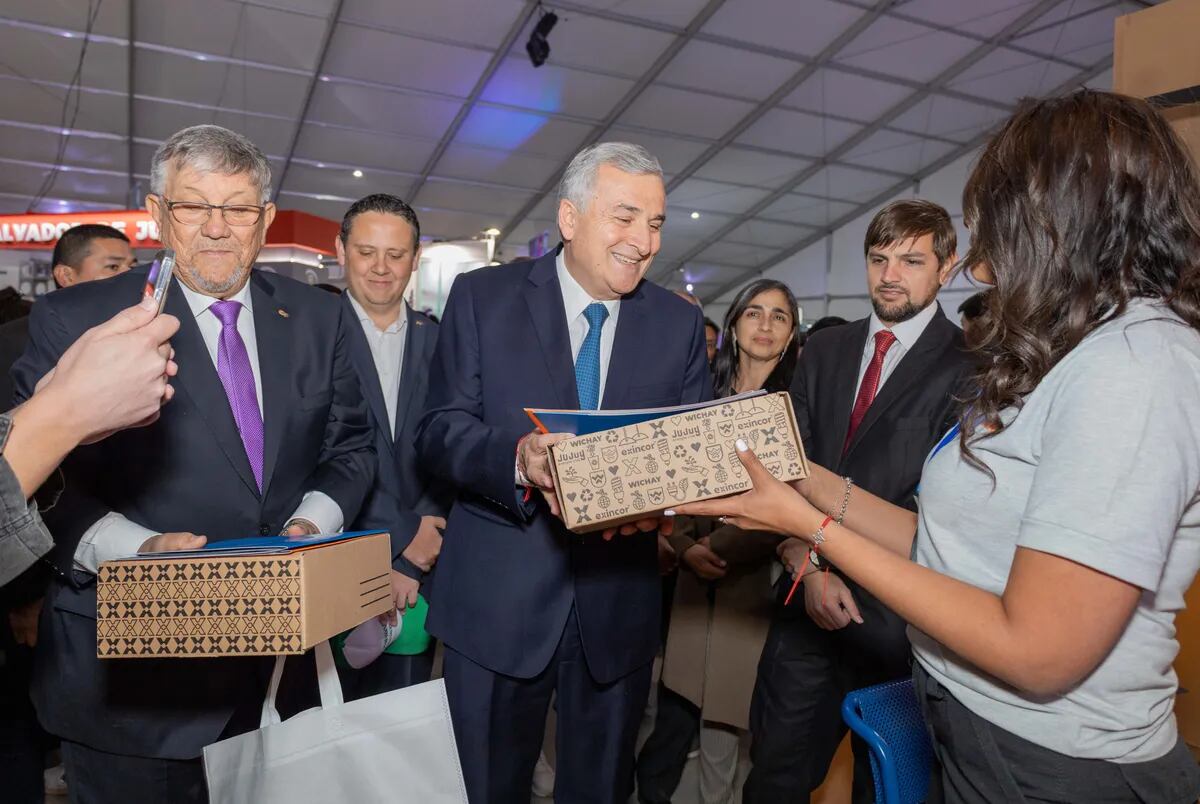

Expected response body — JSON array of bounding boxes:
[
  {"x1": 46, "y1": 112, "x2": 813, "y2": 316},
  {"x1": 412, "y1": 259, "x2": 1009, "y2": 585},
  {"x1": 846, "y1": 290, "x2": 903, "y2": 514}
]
[{"x1": 672, "y1": 90, "x2": 1200, "y2": 802}]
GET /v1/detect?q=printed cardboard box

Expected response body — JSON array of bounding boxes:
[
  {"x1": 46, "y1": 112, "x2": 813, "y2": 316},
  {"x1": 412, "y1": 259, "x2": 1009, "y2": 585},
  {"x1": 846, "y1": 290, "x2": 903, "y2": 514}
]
[
  {"x1": 548, "y1": 392, "x2": 808, "y2": 533},
  {"x1": 95, "y1": 531, "x2": 392, "y2": 658}
]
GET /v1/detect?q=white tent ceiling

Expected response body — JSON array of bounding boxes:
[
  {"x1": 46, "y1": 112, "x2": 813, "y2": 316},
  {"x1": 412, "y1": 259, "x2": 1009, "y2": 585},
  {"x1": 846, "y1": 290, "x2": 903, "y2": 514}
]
[{"x1": 0, "y1": 0, "x2": 1152, "y2": 299}]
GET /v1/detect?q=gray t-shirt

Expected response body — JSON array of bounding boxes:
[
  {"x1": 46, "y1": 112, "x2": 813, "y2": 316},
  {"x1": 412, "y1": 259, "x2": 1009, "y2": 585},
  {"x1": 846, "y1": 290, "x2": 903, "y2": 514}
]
[{"x1": 911, "y1": 299, "x2": 1200, "y2": 763}]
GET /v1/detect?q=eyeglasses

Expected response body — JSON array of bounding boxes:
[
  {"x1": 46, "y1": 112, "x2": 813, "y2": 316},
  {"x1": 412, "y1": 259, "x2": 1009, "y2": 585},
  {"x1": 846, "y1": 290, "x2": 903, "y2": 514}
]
[{"x1": 158, "y1": 197, "x2": 266, "y2": 227}]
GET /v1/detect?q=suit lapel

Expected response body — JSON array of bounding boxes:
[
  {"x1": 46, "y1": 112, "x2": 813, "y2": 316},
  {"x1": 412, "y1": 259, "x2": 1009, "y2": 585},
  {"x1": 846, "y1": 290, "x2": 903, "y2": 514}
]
[
  {"x1": 829, "y1": 319, "x2": 868, "y2": 467},
  {"x1": 600, "y1": 284, "x2": 646, "y2": 409},
  {"x1": 845, "y1": 309, "x2": 954, "y2": 458},
  {"x1": 165, "y1": 278, "x2": 259, "y2": 497},
  {"x1": 523, "y1": 252, "x2": 578, "y2": 409},
  {"x1": 251, "y1": 274, "x2": 293, "y2": 497},
  {"x1": 342, "y1": 295, "x2": 394, "y2": 455},
  {"x1": 392, "y1": 305, "x2": 423, "y2": 443}
]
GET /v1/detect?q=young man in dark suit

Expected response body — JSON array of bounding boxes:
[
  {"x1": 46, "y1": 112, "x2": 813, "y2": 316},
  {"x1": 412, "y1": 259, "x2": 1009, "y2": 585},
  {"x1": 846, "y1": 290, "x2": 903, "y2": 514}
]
[
  {"x1": 745, "y1": 200, "x2": 973, "y2": 804},
  {"x1": 10, "y1": 125, "x2": 376, "y2": 803},
  {"x1": 334, "y1": 194, "x2": 450, "y2": 697},
  {"x1": 417, "y1": 142, "x2": 712, "y2": 803}
]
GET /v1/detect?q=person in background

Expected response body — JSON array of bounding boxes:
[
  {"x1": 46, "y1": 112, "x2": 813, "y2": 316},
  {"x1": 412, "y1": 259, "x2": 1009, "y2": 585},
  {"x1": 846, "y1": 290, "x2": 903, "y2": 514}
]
[
  {"x1": 50, "y1": 224, "x2": 136, "y2": 289},
  {"x1": 10, "y1": 124, "x2": 376, "y2": 803},
  {"x1": 0, "y1": 221, "x2": 138, "y2": 803},
  {"x1": 334, "y1": 193, "x2": 450, "y2": 698},
  {"x1": 637, "y1": 278, "x2": 799, "y2": 804},
  {"x1": 743, "y1": 200, "x2": 970, "y2": 803},
  {"x1": 956, "y1": 290, "x2": 990, "y2": 348},
  {"x1": 674, "y1": 90, "x2": 1200, "y2": 804},
  {"x1": 704, "y1": 317, "x2": 719, "y2": 364},
  {"x1": 417, "y1": 142, "x2": 711, "y2": 803}
]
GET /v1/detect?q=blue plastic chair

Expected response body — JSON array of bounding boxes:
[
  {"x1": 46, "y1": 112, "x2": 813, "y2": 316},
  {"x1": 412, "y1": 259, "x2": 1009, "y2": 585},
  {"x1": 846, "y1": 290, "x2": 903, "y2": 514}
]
[{"x1": 841, "y1": 678, "x2": 934, "y2": 804}]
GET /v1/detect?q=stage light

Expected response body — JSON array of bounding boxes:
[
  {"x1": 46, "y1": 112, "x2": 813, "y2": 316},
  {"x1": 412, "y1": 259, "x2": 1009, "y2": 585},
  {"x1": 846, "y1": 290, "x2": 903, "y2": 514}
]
[{"x1": 526, "y1": 10, "x2": 559, "y2": 68}]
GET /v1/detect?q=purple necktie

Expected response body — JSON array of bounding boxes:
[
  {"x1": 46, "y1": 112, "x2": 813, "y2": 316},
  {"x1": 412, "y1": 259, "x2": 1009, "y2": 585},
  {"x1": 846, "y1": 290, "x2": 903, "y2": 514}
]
[{"x1": 210, "y1": 300, "x2": 264, "y2": 490}]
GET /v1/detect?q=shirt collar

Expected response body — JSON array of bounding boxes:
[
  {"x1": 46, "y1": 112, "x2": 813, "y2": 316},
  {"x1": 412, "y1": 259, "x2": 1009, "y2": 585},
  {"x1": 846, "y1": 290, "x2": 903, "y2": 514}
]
[
  {"x1": 556, "y1": 251, "x2": 620, "y2": 321},
  {"x1": 346, "y1": 291, "x2": 408, "y2": 335},
  {"x1": 866, "y1": 300, "x2": 939, "y2": 352},
  {"x1": 177, "y1": 274, "x2": 254, "y2": 320}
]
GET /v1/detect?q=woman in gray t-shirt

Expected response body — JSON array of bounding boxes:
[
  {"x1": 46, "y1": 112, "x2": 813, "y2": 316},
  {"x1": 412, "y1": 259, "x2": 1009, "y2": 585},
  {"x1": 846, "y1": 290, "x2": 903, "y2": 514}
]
[{"x1": 673, "y1": 91, "x2": 1200, "y2": 802}]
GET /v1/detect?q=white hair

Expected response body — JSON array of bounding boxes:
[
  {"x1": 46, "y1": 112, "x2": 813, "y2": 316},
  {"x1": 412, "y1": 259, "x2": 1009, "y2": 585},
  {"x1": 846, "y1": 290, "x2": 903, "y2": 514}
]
[
  {"x1": 557, "y1": 142, "x2": 663, "y2": 210},
  {"x1": 150, "y1": 125, "x2": 272, "y2": 203}
]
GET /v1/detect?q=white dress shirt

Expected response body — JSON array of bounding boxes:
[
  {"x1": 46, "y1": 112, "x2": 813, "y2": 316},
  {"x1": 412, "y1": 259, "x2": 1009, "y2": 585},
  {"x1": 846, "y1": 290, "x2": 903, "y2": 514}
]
[
  {"x1": 73, "y1": 278, "x2": 343, "y2": 574},
  {"x1": 853, "y1": 300, "x2": 940, "y2": 399},
  {"x1": 346, "y1": 293, "x2": 408, "y2": 436},
  {"x1": 556, "y1": 251, "x2": 621, "y2": 405}
]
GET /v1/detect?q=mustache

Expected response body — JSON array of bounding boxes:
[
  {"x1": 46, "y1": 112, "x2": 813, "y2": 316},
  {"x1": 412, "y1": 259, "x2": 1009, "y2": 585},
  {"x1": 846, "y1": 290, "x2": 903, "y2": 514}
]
[{"x1": 875, "y1": 284, "x2": 908, "y2": 295}]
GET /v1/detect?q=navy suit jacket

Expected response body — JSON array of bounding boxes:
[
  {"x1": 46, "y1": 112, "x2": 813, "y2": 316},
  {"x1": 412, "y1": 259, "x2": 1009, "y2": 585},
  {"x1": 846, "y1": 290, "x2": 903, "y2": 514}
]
[
  {"x1": 10, "y1": 267, "x2": 376, "y2": 759},
  {"x1": 342, "y1": 298, "x2": 451, "y2": 580},
  {"x1": 415, "y1": 251, "x2": 711, "y2": 684}
]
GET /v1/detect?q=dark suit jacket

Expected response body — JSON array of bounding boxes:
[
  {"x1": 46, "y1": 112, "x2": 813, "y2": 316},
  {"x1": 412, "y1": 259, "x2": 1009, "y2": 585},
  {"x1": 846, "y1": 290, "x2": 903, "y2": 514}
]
[
  {"x1": 415, "y1": 251, "x2": 712, "y2": 684},
  {"x1": 786, "y1": 305, "x2": 971, "y2": 662},
  {"x1": 10, "y1": 267, "x2": 376, "y2": 759},
  {"x1": 0, "y1": 314, "x2": 28, "y2": 409},
  {"x1": 343, "y1": 299, "x2": 451, "y2": 581}
]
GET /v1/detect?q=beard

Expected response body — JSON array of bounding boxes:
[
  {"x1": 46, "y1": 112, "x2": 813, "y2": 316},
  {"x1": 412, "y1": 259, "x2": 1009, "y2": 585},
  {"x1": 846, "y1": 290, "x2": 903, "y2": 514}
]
[
  {"x1": 870, "y1": 287, "x2": 923, "y2": 324},
  {"x1": 183, "y1": 261, "x2": 249, "y2": 298}
]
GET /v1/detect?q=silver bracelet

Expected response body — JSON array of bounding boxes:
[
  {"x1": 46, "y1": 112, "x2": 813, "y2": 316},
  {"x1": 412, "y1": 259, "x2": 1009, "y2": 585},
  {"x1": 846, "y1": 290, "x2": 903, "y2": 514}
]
[{"x1": 833, "y1": 476, "x2": 853, "y2": 525}]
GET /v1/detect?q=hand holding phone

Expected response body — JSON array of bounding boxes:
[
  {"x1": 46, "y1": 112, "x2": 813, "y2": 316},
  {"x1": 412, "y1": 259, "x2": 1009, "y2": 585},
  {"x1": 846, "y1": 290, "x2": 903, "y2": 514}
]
[{"x1": 143, "y1": 249, "x2": 176, "y2": 315}]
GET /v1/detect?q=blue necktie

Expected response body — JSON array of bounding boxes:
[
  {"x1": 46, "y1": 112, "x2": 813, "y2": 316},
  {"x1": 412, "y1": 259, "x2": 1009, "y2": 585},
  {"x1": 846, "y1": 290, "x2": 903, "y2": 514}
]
[{"x1": 575, "y1": 302, "x2": 609, "y2": 410}]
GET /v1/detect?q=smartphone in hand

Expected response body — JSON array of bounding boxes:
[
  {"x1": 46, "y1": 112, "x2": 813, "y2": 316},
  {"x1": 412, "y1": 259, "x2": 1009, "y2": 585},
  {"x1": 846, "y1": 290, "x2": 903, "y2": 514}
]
[{"x1": 143, "y1": 249, "x2": 176, "y2": 315}]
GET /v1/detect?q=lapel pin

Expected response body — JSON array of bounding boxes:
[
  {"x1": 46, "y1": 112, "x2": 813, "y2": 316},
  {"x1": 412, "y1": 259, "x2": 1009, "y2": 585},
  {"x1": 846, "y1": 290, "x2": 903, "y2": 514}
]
[{"x1": 277, "y1": 308, "x2": 289, "y2": 318}]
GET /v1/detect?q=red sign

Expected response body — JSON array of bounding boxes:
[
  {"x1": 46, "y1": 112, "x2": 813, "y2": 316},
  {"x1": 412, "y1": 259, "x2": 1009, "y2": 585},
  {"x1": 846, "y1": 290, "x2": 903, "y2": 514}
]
[
  {"x1": 0, "y1": 211, "x2": 161, "y2": 250},
  {"x1": 0, "y1": 210, "x2": 337, "y2": 256}
]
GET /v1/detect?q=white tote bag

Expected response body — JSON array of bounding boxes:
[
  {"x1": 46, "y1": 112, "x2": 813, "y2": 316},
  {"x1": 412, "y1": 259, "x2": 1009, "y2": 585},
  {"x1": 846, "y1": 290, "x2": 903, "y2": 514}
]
[{"x1": 203, "y1": 641, "x2": 468, "y2": 803}]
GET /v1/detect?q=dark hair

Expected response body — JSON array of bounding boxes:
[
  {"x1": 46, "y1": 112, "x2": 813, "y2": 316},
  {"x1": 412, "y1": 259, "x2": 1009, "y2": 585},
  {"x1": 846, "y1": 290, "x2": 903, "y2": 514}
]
[
  {"x1": 339, "y1": 193, "x2": 420, "y2": 249},
  {"x1": 807, "y1": 315, "x2": 848, "y2": 336},
  {"x1": 957, "y1": 291, "x2": 990, "y2": 321},
  {"x1": 51, "y1": 224, "x2": 129, "y2": 272},
  {"x1": 703, "y1": 318, "x2": 719, "y2": 334},
  {"x1": 959, "y1": 90, "x2": 1200, "y2": 470},
  {"x1": 864, "y1": 199, "x2": 956, "y2": 266},
  {"x1": 712, "y1": 279, "x2": 800, "y2": 397}
]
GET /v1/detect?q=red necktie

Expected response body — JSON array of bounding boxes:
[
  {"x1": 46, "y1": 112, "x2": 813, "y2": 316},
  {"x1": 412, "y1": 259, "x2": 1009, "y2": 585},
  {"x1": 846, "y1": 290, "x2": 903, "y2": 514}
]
[{"x1": 843, "y1": 329, "x2": 897, "y2": 454}]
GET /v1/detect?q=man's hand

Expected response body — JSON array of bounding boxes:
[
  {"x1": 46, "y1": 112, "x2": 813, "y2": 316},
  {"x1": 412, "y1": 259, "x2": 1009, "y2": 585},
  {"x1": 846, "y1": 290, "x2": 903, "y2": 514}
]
[
  {"x1": 777, "y1": 539, "x2": 812, "y2": 579},
  {"x1": 381, "y1": 569, "x2": 420, "y2": 626},
  {"x1": 682, "y1": 537, "x2": 727, "y2": 580},
  {"x1": 518, "y1": 430, "x2": 574, "y2": 490},
  {"x1": 657, "y1": 533, "x2": 677, "y2": 575},
  {"x1": 600, "y1": 515, "x2": 674, "y2": 542},
  {"x1": 282, "y1": 519, "x2": 319, "y2": 537},
  {"x1": 138, "y1": 532, "x2": 207, "y2": 553},
  {"x1": 8, "y1": 596, "x2": 43, "y2": 647},
  {"x1": 43, "y1": 297, "x2": 180, "y2": 445},
  {"x1": 804, "y1": 570, "x2": 863, "y2": 630},
  {"x1": 402, "y1": 516, "x2": 445, "y2": 572}
]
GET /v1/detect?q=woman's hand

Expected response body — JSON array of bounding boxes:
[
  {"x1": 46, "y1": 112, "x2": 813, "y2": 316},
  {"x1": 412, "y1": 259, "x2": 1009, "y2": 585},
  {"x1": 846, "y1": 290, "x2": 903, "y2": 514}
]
[{"x1": 667, "y1": 439, "x2": 821, "y2": 539}]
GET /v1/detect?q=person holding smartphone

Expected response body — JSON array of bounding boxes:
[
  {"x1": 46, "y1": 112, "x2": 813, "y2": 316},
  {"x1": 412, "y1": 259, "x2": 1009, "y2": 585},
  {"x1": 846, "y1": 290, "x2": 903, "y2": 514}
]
[{"x1": 672, "y1": 91, "x2": 1200, "y2": 802}]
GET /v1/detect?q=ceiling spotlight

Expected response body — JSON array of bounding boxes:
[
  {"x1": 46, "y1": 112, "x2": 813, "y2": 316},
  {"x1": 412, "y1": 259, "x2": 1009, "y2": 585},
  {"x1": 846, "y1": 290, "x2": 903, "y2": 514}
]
[
  {"x1": 526, "y1": 8, "x2": 559, "y2": 68},
  {"x1": 690, "y1": 211, "x2": 700, "y2": 219},
  {"x1": 686, "y1": 283, "x2": 694, "y2": 293},
  {"x1": 483, "y1": 227, "x2": 501, "y2": 237},
  {"x1": 352, "y1": 169, "x2": 363, "y2": 178}
]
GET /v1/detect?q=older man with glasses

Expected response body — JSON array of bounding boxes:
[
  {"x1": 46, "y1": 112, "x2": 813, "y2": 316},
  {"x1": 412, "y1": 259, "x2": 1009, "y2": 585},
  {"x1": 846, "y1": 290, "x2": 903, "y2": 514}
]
[{"x1": 10, "y1": 124, "x2": 376, "y2": 803}]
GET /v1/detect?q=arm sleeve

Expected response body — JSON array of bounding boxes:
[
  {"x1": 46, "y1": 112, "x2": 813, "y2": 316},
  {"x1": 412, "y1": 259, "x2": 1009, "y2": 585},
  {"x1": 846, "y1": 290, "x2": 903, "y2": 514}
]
[
  {"x1": 1017, "y1": 328, "x2": 1200, "y2": 591},
  {"x1": 72, "y1": 512, "x2": 157, "y2": 574},
  {"x1": 299, "y1": 304, "x2": 377, "y2": 526},
  {"x1": 287, "y1": 491, "x2": 344, "y2": 535},
  {"x1": 415, "y1": 275, "x2": 532, "y2": 519}
]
